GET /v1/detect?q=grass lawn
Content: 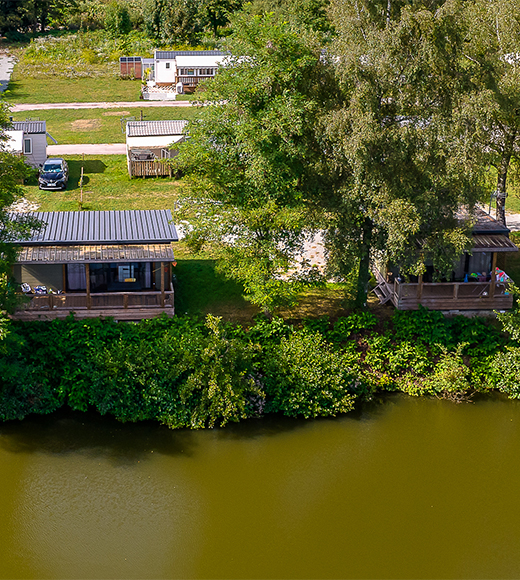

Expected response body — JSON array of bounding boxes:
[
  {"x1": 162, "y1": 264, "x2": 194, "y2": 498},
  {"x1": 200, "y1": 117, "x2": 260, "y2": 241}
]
[
  {"x1": 12, "y1": 107, "x2": 198, "y2": 145},
  {"x1": 23, "y1": 154, "x2": 181, "y2": 211},
  {"x1": 5, "y1": 75, "x2": 143, "y2": 104},
  {"x1": 173, "y1": 254, "x2": 352, "y2": 323}
]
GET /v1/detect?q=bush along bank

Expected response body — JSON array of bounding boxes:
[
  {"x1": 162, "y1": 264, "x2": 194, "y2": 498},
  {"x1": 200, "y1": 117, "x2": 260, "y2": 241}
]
[{"x1": 1, "y1": 307, "x2": 519, "y2": 428}]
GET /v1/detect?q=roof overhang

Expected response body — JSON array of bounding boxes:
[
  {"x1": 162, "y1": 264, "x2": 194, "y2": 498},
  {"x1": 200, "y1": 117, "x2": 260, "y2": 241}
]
[
  {"x1": 471, "y1": 234, "x2": 519, "y2": 252},
  {"x1": 127, "y1": 135, "x2": 184, "y2": 148},
  {"x1": 16, "y1": 244, "x2": 175, "y2": 264}
]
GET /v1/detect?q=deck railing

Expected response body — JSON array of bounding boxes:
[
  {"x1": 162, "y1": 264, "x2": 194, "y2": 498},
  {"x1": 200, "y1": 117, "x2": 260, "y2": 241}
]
[
  {"x1": 128, "y1": 159, "x2": 172, "y2": 177},
  {"x1": 19, "y1": 291, "x2": 174, "y2": 311},
  {"x1": 372, "y1": 266, "x2": 513, "y2": 310}
]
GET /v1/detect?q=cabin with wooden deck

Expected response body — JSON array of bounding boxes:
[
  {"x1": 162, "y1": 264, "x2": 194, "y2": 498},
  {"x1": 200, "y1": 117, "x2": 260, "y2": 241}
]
[
  {"x1": 372, "y1": 209, "x2": 519, "y2": 311},
  {"x1": 9, "y1": 210, "x2": 178, "y2": 320},
  {"x1": 126, "y1": 120, "x2": 187, "y2": 177},
  {"x1": 120, "y1": 50, "x2": 226, "y2": 100}
]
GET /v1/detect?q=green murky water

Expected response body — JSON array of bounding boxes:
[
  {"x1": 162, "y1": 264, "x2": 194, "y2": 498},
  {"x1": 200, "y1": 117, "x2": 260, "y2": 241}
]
[{"x1": 1, "y1": 394, "x2": 520, "y2": 579}]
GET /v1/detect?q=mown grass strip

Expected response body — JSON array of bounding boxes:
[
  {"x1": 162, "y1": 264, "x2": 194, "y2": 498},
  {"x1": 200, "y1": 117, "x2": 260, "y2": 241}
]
[
  {"x1": 11, "y1": 107, "x2": 198, "y2": 145},
  {"x1": 23, "y1": 154, "x2": 181, "y2": 211}
]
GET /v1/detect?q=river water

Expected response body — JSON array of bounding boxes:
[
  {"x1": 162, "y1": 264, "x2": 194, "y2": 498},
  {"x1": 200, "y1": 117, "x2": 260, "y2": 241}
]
[{"x1": 1, "y1": 393, "x2": 520, "y2": 579}]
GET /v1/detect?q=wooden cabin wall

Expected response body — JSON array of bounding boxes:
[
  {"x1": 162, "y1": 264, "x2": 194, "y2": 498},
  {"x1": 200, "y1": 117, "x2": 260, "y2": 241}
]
[{"x1": 13, "y1": 264, "x2": 64, "y2": 292}]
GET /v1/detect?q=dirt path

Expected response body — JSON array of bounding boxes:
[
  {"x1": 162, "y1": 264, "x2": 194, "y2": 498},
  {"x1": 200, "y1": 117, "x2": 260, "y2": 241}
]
[{"x1": 12, "y1": 101, "x2": 194, "y2": 112}]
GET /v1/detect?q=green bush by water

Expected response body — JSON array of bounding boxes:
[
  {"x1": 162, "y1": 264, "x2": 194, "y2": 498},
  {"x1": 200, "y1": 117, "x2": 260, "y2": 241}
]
[{"x1": 1, "y1": 306, "x2": 519, "y2": 427}]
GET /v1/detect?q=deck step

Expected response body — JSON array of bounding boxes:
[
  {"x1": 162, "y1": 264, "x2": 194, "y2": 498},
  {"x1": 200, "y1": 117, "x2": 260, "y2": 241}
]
[{"x1": 371, "y1": 282, "x2": 393, "y2": 305}]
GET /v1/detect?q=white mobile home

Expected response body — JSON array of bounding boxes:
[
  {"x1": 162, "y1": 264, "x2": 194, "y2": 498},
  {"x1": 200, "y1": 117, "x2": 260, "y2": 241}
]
[
  {"x1": 126, "y1": 120, "x2": 188, "y2": 177},
  {"x1": 121, "y1": 50, "x2": 226, "y2": 100},
  {"x1": 11, "y1": 121, "x2": 52, "y2": 167}
]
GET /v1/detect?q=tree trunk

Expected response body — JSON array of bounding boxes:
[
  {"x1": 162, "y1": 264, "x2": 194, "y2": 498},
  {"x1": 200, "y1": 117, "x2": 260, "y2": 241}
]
[
  {"x1": 355, "y1": 217, "x2": 373, "y2": 308},
  {"x1": 496, "y1": 129, "x2": 517, "y2": 227}
]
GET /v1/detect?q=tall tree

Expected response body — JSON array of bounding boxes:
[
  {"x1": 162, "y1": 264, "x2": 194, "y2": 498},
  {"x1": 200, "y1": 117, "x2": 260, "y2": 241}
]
[
  {"x1": 144, "y1": 0, "x2": 202, "y2": 44},
  {"x1": 175, "y1": 12, "x2": 338, "y2": 313},
  {"x1": 326, "y1": 0, "x2": 482, "y2": 306},
  {"x1": 458, "y1": 0, "x2": 520, "y2": 226}
]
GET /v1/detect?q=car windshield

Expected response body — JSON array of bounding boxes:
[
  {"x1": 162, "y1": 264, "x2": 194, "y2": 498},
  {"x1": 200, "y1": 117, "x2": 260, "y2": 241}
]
[{"x1": 43, "y1": 163, "x2": 62, "y2": 173}]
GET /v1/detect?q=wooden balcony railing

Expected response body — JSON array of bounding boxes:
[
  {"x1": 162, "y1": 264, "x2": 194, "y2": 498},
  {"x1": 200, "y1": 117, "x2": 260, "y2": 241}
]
[
  {"x1": 372, "y1": 266, "x2": 513, "y2": 310},
  {"x1": 19, "y1": 291, "x2": 175, "y2": 312}
]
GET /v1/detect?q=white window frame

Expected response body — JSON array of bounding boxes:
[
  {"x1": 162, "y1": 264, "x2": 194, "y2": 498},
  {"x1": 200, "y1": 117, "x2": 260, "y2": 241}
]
[{"x1": 23, "y1": 138, "x2": 32, "y2": 155}]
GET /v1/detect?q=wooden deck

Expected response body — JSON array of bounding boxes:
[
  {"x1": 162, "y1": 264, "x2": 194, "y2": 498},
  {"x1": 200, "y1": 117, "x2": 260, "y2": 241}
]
[
  {"x1": 128, "y1": 158, "x2": 172, "y2": 178},
  {"x1": 12, "y1": 291, "x2": 175, "y2": 321},
  {"x1": 372, "y1": 268, "x2": 514, "y2": 311}
]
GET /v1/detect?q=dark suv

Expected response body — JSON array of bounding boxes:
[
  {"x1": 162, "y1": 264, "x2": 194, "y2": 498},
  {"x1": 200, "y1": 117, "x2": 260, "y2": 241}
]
[{"x1": 39, "y1": 158, "x2": 69, "y2": 190}]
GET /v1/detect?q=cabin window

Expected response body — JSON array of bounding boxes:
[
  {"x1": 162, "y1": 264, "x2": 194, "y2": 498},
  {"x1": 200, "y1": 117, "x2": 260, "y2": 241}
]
[
  {"x1": 23, "y1": 138, "x2": 32, "y2": 155},
  {"x1": 165, "y1": 62, "x2": 170, "y2": 69},
  {"x1": 187, "y1": 69, "x2": 195, "y2": 75},
  {"x1": 67, "y1": 264, "x2": 87, "y2": 290},
  {"x1": 88, "y1": 263, "x2": 152, "y2": 292}
]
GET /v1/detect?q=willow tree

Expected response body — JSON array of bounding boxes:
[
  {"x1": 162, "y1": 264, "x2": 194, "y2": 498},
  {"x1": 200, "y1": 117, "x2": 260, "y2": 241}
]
[
  {"x1": 175, "y1": 12, "x2": 339, "y2": 314},
  {"x1": 325, "y1": 0, "x2": 483, "y2": 306}
]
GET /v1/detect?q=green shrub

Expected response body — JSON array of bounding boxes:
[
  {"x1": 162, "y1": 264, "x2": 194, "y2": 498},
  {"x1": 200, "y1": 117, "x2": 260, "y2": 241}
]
[
  {"x1": 329, "y1": 310, "x2": 377, "y2": 342},
  {"x1": 263, "y1": 330, "x2": 360, "y2": 418},
  {"x1": 489, "y1": 346, "x2": 520, "y2": 398}
]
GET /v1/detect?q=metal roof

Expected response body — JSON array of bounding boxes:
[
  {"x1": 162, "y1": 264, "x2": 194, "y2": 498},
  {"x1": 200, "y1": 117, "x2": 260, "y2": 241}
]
[
  {"x1": 126, "y1": 120, "x2": 188, "y2": 137},
  {"x1": 155, "y1": 50, "x2": 225, "y2": 59},
  {"x1": 471, "y1": 234, "x2": 518, "y2": 252},
  {"x1": 9, "y1": 210, "x2": 178, "y2": 245},
  {"x1": 457, "y1": 207, "x2": 511, "y2": 235},
  {"x1": 11, "y1": 121, "x2": 46, "y2": 134},
  {"x1": 16, "y1": 243, "x2": 175, "y2": 264}
]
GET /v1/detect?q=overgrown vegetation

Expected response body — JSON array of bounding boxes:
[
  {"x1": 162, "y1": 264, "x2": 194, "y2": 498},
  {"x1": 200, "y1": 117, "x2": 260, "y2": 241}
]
[{"x1": 1, "y1": 307, "x2": 518, "y2": 428}]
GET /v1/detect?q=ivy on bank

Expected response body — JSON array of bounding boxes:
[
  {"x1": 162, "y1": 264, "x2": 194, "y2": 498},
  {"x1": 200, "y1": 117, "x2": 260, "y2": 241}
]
[{"x1": 0, "y1": 307, "x2": 519, "y2": 428}]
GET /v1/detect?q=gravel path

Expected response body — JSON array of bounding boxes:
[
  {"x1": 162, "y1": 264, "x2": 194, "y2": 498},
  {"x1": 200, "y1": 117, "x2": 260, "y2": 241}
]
[
  {"x1": 12, "y1": 101, "x2": 193, "y2": 112},
  {"x1": 0, "y1": 51, "x2": 15, "y2": 94},
  {"x1": 47, "y1": 143, "x2": 127, "y2": 155}
]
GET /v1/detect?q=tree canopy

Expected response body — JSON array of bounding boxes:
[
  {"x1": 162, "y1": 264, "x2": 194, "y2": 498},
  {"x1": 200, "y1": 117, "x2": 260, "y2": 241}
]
[
  {"x1": 177, "y1": 4, "x2": 485, "y2": 309},
  {"x1": 176, "y1": 13, "x2": 338, "y2": 312}
]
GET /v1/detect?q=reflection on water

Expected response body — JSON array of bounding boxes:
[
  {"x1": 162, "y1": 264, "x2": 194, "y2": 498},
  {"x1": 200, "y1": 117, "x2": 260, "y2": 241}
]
[{"x1": 1, "y1": 395, "x2": 520, "y2": 579}]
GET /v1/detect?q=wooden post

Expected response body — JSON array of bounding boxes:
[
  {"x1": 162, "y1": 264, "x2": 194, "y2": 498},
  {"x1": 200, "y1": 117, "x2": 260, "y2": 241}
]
[
  {"x1": 453, "y1": 283, "x2": 459, "y2": 300},
  {"x1": 160, "y1": 261, "x2": 165, "y2": 307},
  {"x1": 417, "y1": 275, "x2": 423, "y2": 300},
  {"x1": 62, "y1": 264, "x2": 66, "y2": 291},
  {"x1": 490, "y1": 252, "x2": 497, "y2": 299},
  {"x1": 124, "y1": 293, "x2": 128, "y2": 309},
  {"x1": 85, "y1": 263, "x2": 91, "y2": 309}
]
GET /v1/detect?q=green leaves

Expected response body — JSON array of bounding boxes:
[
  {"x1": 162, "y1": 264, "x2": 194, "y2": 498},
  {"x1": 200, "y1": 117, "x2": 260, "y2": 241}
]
[
  {"x1": 263, "y1": 329, "x2": 358, "y2": 418},
  {"x1": 0, "y1": 308, "x2": 519, "y2": 426}
]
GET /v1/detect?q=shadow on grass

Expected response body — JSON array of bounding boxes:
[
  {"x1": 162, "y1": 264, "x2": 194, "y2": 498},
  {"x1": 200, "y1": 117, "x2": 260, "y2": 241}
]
[
  {"x1": 3, "y1": 81, "x2": 29, "y2": 101},
  {"x1": 67, "y1": 159, "x2": 107, "y2": 191},
  {"x1": 174, "y1": 259, "x2": 256, "y2": 319}
]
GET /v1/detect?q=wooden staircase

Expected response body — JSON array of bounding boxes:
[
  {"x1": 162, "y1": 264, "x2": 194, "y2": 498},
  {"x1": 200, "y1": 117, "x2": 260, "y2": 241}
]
[
  {"x1": 371, "y1": 281, "x2": 393, "y2": 304},
  {"x1": 371, "y1": 266, "x2": 394, "y2": 305}
]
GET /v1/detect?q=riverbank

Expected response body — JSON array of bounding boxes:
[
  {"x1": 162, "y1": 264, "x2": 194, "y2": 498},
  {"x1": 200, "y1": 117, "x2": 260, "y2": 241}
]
[{"x1": 1, "y1": 307, "x2": 519, "y2": 428}]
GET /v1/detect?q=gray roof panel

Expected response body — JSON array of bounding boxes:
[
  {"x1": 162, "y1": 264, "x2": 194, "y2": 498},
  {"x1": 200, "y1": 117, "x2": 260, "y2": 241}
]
[
  {"x1": 11, "y1": 121, "x2": 46, "y2": 134},
  {"x1": 9, "y1": 210, "x2": 179, "y2": 245},
  {"x1": 155, "y1": 50, "x2": 225, "y2": 59},
  {"x1": 127, "y1": 120, "x2": 188, "y2": 137}
]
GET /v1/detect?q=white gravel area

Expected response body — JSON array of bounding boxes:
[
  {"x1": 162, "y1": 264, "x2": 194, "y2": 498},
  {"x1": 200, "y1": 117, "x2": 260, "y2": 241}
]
[{"x1": 0, "y1": 51, "x2": 15, "y2": 94}]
